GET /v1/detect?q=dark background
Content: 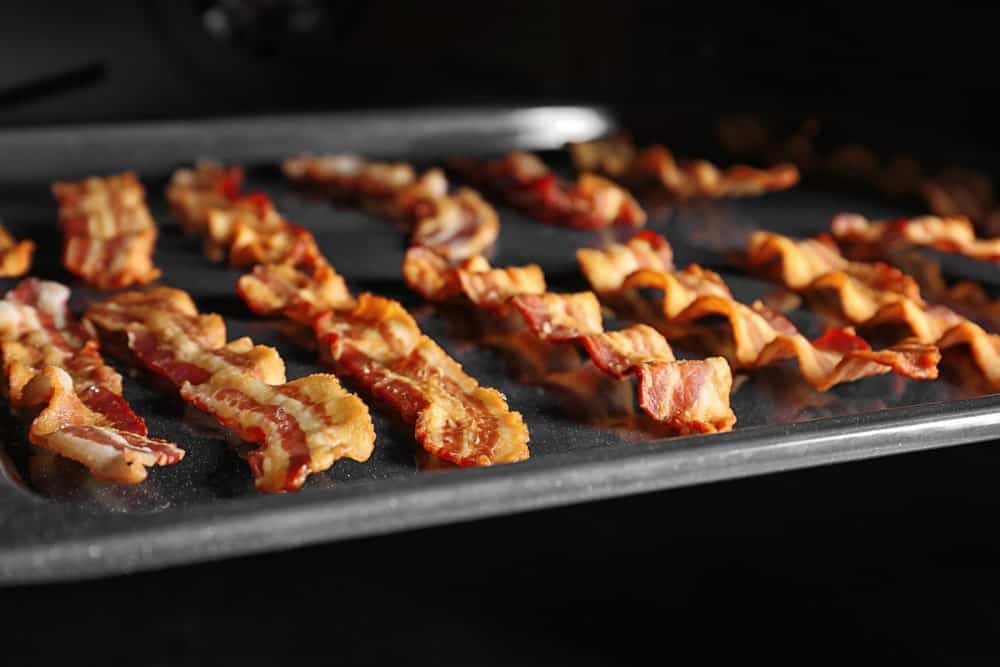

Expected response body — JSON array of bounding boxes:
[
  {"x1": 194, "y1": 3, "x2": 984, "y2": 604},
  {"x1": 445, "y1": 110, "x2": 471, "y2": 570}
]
[{"x1": 3, "y1": 2, "x2": 1000, "y2": 663}]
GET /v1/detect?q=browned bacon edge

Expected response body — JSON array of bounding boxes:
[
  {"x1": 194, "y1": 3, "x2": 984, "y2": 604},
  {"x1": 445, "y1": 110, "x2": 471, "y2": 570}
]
[
  {"x1": 444, "y1": 151, "x2": 646, "y2": 230},
  {"x1": 168, "y1": 162, "x2": 531, "y2": 468},
  {"x1": 402, "y1": 245, "x2": 736, "y2": 434},
  {"x1": 568, "y1": 134, "x2": 799, "y2": 201},
  {"x1": 85, "y1": 286, "x2": 375, "y2": 493},
  {"x1": 51, "y1": 172, "x2": 161, "y2": 289},
  {"x1": 577, "y1": 232, "x2": 941, "y2": 391},
  {"x1": 0, "y1": 224, "x2": 34, "y2": 278},
  {"x1": 747, "y1": 230, "x2": 999, "y2": 388},
  {"x1": 0, "y1": 279, "x2": 182, "y2": 483},
  {"x1": 832, "y1": 213, "x2": 1000, "y2": 264}
]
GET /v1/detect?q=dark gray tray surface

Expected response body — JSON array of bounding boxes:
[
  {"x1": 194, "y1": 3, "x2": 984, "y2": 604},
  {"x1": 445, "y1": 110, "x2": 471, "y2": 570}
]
[{"x1": 1, "y1": 108, "x2": 997, "y2": 585}]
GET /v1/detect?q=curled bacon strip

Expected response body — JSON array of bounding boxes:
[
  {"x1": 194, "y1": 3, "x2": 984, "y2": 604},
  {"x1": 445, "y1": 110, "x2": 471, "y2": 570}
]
[
  {"x1": 747, "y1": 231, "x2": 923, "y2": 301},
  {"x1": 0, "y1": 279, "x2": 182, "y2": 483},
  {"x1": 403, "y1": 246, "x2": 736, "y2": 433},
  {"x1": 579, "y1": 232, "x2": 940, "y2": 390},
  {"x1": 85, "y1": 287, "x2": 375, "y2": 493},
  {"x1": 0, "y1": 225, "x2": 34, "y2": 277},
  {"x1": 172, "y1": 163, "x2": 531, "y2": 467},
  {"x1": 568, "y1": 135, "x2": 799, "y2": 200},
  {"x1": 832, "y1": 213, "x2": 1000, "y2": 264},
  {"x1": 52, "y1": 172, "x2": 161, "y2": 289},
  {"x1": 283, "y1": 156, "x2": 499, "y2": 261},
  {"x1": 747, "y1": 230, "x2": 999, "y2": 388},
  {"x1": 446, "y1": 151, "x2": 646, "y2": 229}
]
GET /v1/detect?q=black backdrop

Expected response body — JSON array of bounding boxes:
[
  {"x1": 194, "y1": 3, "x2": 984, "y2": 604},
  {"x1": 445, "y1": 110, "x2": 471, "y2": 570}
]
[
  {"x1": 3, "y1": 3, "x2": 1000, "y2": 663},
  {"x1": 1, "y1": 1, "x2": 997, "y2": 144}
]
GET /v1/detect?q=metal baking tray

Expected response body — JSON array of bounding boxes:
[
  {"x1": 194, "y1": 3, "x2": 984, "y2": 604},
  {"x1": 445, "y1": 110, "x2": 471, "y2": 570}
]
[{"x1": 1, "y1": 106, "x2": 998, "y2": 585}]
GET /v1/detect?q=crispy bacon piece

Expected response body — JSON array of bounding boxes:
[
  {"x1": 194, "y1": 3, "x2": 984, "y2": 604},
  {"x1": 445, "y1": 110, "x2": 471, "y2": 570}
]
[
  {"x1": 315, "y1": 294, "x2": 530, "y2": 464},
  {"x1": 576, "y1": 230, "x2": 674, "y2": 293},
  {"x1": 747, "y1": 230, "x2": 1000, "y2": 388},
  {"x1": 748, "y1": 231, "x2": 923, "y2": 301},
  {"x1": 19, "y1": 367, "x2": 182, "y2": 484},
  {"x1": 283, "y1": 155, "x2": 500, "y2": 260},
  {"x1": 86, "y1": 287, "x2": 375, "y2": 492},
  {"x1": 238, "y1": 262, "x2": 355, "y2": 326},
  {"x1": 168, "y1": 162, "x2": 356, "y2": 323},
  {"x1": 52, "y1": 172, "x2": 161, "y2": 289},
  {"x1": 832, "y1": 213, "x2": 1000, "y2": 264},
  {"x1": 447, "y1": 151, "x2": 646, "y2": 229},
  {"x1": 0, "y1": 279, "x2": 182, "y2": 483},
  {"x1": 0, "y1": 225, "x2": 34, "y2": 277},
  {"x1": 166, "y1": 161, "x2": 244, "y2": 236},
  {"x1": 568, "y1": 135, "x2": 799, "y2": 200},
  {"x1": 579, "y1": 233, "x2": 940, "y2": 390},
  {"x1": 403, "y1": 248, "x2": 736, "y2": 433}
]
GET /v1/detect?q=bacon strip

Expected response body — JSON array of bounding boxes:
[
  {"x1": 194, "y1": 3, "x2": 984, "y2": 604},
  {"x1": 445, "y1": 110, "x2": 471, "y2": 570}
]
[
  {"x1": 167, "y1": 161, "x2": 355, "y2": 323},
  {"x1": 283, "y1": 156, "x2": 499, "y2": 261},
  {"x1": 0, "y1": 279, "x2": 182, "y2": 483},
  {"x1": 0, "y1": 225, "x2": 34, "y2": 277},
  {"x1": 832, "y1": 213, "x2": 1000, "y2": 264},
  {"x1": 166, "y1": 161, "x2": 244, "y2": 236},
  {"x1": 445, "y1": 151, "x2": 646, "y2": 230},
  {"x1": 747, "y1": 231, "x2": 924, "y2": 301},
  {"x1": 52, "y1": 172, "x2": 161, "y2": 289},
  {"x1": 568, "y1": 135, "x2": 799, "y2": 200},
  {"x1": 85, "y1": 287, "x2": 374, "y2": 493},
  {"x1": 403, "y1": 246, "x2": 735, "y2": 433},
  {"x1": 170, "y1": 163, "x2": 531, "y2": 467},
  {"x1": 747, "y1": 230, "x2": 999, "y2": 388},
  {"x1": 578, "y1": 232, "x2": 940, "y2": 390},
  {"x1": 315, "y1": 294, "x2": 530, "y2": 464}
]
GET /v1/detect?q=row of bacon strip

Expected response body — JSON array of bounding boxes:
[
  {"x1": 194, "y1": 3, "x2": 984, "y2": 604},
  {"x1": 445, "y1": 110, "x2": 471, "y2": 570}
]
[
  {"x1": 576, "y1": 232, "x2": 940, "y2": 390},
  {"x1": 282, "y1": 154, "x2": 738, "y2": 433},
  {"x1": 436, "y1": 150, "x2": 945, "y2": 394},
  {"x1": 165, "y1": 162, "x2": 532, "y2": 470}
]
